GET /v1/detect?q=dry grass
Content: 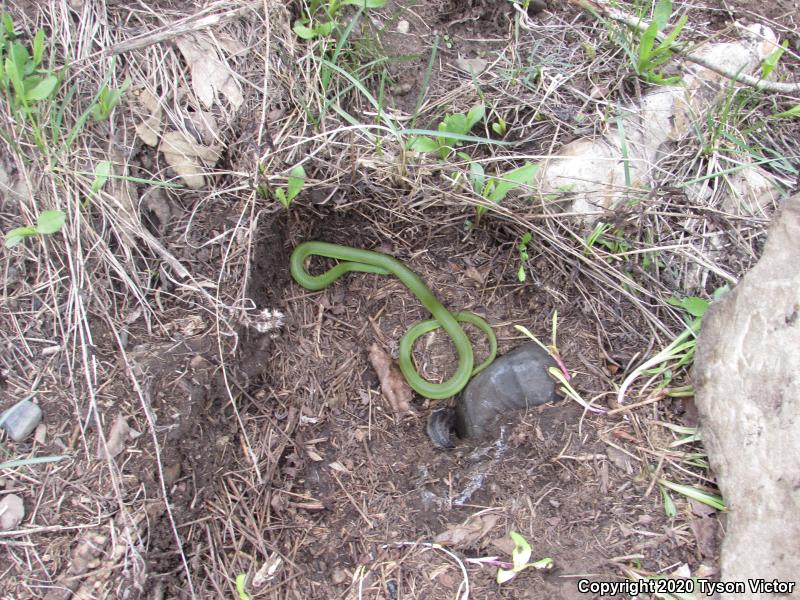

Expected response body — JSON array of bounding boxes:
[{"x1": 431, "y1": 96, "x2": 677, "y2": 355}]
[{"x1": 0, "y1": 0, "x2": 797, "y2": 597}]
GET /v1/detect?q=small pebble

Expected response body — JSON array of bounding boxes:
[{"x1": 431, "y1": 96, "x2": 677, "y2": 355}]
[
  {"x1": 397, "y1": 19, "x2": 410, "y2": 34},
  {"x1": 1, "y1": 399, "x2": 43, "y2": 442},
  {"x1": 0, "y1": 494, "x2": 25, "y2": 531}
]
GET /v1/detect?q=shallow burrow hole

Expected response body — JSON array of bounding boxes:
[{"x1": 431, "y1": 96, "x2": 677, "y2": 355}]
[{"x1": 241, "y1": 200, "x2": 695, "y2": 596}]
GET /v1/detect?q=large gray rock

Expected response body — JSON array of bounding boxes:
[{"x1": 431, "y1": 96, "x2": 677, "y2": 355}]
[{"x1": 694, "y1": 197, "x2": 800, "y2": 598}]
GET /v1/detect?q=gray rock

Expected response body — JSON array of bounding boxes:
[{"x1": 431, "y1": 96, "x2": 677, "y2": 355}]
[
  {"x1": 0, "y1": 494, "x2": 25, "y2": 531},
  {"x1": 694, "y1": 196, "x2": 800, "y2": 598},
  {"x1": 455, "y1": 342, "x2": 559, "y2": 438},
  {"x1": 1, "y1": 399, "x2": 42, "y2": 442}
]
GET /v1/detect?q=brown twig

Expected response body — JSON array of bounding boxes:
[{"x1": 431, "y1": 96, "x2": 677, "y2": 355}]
[{"x1": 105, "y1": 1, "x2": 263, "y2": 55}]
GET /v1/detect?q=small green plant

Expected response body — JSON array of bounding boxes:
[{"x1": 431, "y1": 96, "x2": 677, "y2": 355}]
[
  {"x1": 4, "y1": 210, "x2": 66, "y2": 248},
  {"x1": 275, "y1": 165, "x2": 306, "y2": 209},
  {"x1": 409, "y1": 104, "x2": 486, "y2": 159},
  {"x1": 491, "y1": 115, "x2": 507, "y2": 137},
  {"x1": 583, "y1": 222, "x2": 633, "y2": 263},
  {"x1": 517, "y1": 231, "x2": 531, "y2": 282},
  {"x1": 235, "y1": 573, "x2": 251, "y2": 600},
  {"x1": 472, "y1": 161, "x2": 538, "y2": 218},
  {"x1": 89, "y1": 78, "x2": 130, "y2": 121},
  {"x1": 616, "y1": 290, "x2": 729, "y2": 405},
  {"x1": 293, "y1": 0, "x2": 386, "y2": 40},
  {"x1": 0, "y1": 20, "x2": 60, "y2": 115},
  {"x1": 0, "y1": 13, "x2": 128, "y2": 156},
  {"x1": 496, "y1": 531, "x2": 554, "y2": 584},
  {"x1": 614, "y1": 0, "x2": 687, "y2": 85}
]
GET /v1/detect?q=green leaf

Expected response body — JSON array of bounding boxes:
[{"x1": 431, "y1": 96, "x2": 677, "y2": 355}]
[
  {"x1": 275, "y1": 188, "x2": 288, "y2": 208},
  {"x1": 25, "y1": 74, "x2": 58, "y2": 102},
  {"x1": 5, "y1": 55, "x2": 25, "y2": 101},
  {"x1": 658, "y1": 479, "x2": 725, "y2": 511},
  {"x1": 408, "y1": 136, "x2": 440, "y2": 153},
  {"x1": 712, "y1": 284, "x2": 730, "y2": 300},
  {"x1": 465, "y1": 104, "x2": 485, "y2": 129},
  {"x1": 9, "y1": 41, "x2": 28, "y2": 74},
  {"x1": 293, "y1": 21, "x2": 319, "y2": 39},
  {"x1": 4, "y1": 226, "x2": 36, "y2": 247},
  {"x1": 314, "y1": 21, "x2": 336, "y2": 37},
  {"x1": 286, "y1": 165, "x2": 306, "y2": 202},
  {"x1": 660, "y1": 485, "x2": 677, "y2": 517},
  {"x1": 667, "y1": 296, "x2": 709, "y2": 317},
  {"x1": 91, "y1": 160, "x2": 113, "y2": 195},
  {"x1": 235, "y1": 573, "x2": 251, "y2": 600},
  {"x1": 487, "y1": 162, "x2": 538, "y2": 203},
  {"x1": 651, "y1": 0, "x2": 673, "y2": 32},
  {"x1": 3, "y1": 13, "x2": 14, "y2": 37},
  {"x1": 497, "y1": 567, "x2": 517, "y2": 584},
  {"x1": 771, "y1": 104, "x2": 800, "y2": 119},
  {"x1": 509, "y1": 531, "x2": 532, "y2": 569},
  {"x1": 469, "y1": 160, "x2": 485, "y2": 194},
  {"x1": 339, "y1": 0, "x2": 387, "y2": 7},
  {"x1": 638, "y1": 21, "x2": 660, "y2": 71},
  {"x1": 517, "y1": 265, "x2": 526, "y2": 282},
  {"x1": 35, "y1": 210, "x2": 66, "y2": 234},
  {"x1": 32, "y1": 29, "x2": 45, "y2": 66},
  {"x1": 440, "y1": 112, "x2": 468, "y2": 136},
  {"x1": 660, "y1": 13, "x2": 687, "y2": 49},
  {"x1": 762, "y1": 39, "x2": 788, "y2": 79}
]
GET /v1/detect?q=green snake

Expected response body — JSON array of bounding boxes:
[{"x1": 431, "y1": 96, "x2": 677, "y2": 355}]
[{"x1": 289, "y1": 241, "x2": 497, "y2": 400}]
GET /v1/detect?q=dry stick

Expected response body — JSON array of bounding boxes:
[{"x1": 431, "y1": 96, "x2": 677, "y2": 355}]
[
  {"x1": 566, "y1": 0, "x2": 800, "y2": 95},
  {"x1": 105, "y1": 0, "x2": 263, "y2": 55}
]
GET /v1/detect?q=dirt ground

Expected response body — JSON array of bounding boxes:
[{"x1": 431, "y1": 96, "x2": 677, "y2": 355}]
[{"x1": 1, "y1": 0, "x2": 798, "y2": 598}]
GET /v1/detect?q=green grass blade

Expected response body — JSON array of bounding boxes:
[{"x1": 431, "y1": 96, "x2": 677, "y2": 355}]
[
  {"x1": 0, "y1": 455, "x2": 67, "y2": 470},
  {"x1": 411, "y1": 36, "x2": 438, "y2": 129},
  {"x1": 651, "y1": 0, "x2": 673, "y2": 31},
  {"x1": 658, "y1": 479, "x2": 726, "y2": 510}
]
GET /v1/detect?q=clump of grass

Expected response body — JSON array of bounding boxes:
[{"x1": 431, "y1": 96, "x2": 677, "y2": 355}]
[
  {"x1": 608, "y1": 0, "x2": 687, "y2": 85},
  {"x1": 293, "y1": 0, "x2": 387, "y2": 40}
]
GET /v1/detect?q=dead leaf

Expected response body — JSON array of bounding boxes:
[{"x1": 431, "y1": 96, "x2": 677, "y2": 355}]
[
  {"x1": 455, "y1": 56, "x2": 488, "y2": 75},
  {"x1": 252, "y1": 553, "x2": 283, "y2": 588},
  {"x1": 328, "y1": 461, "x2": 349, "y2": 473},
  {"x1": 368, "y1": 343, "x2": 412, "y2": 414},
  {"x1": 464, "y1": 265, "x2": 486, "y2": 285},
  {"x1": 160, "y1": 130, "x2": 222, "y2": 189},
  {"x1": 434, "y1": 514, "x2": 499, "y2": 548},
  {"x1": 689, "y1": 516, "x2": 720, "y2": 558},
  {"x1": 605, "y1": 446, "x2": 633, "y2": 474},
  {"x1": 175, "y1": 34, "x2": 244, "y2": 110},
  {"x1": 132, "y1": 88, "x2": 163, "y2": 146},
  {"x1": 689, "y1": 498, "x2": 717, "y2": 518},
  {"x1": 102, "y1": 416, "x2": 130, "y2": 459},
  {"x1": 306, "y1": 448, "x2": 323, "y2": 462}
]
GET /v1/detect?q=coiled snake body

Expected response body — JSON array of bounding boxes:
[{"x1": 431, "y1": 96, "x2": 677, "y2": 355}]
[{"x1": 290, "y1": 241, "x2": 497, "y2": 399}]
